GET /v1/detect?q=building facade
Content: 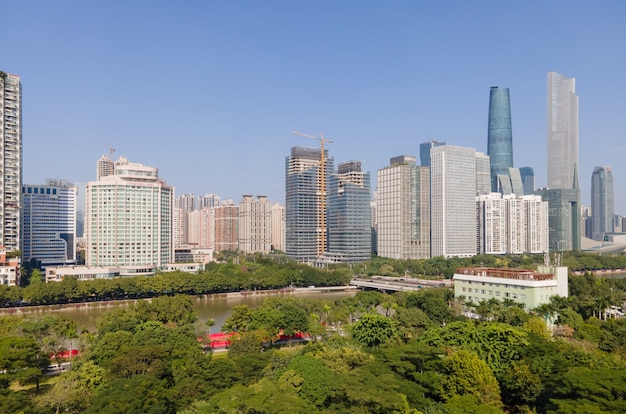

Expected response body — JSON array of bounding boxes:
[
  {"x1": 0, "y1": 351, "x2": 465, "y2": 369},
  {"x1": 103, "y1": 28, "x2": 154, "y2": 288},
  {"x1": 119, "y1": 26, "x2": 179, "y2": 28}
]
[
  {"x1": 239, "y1": 195, "x2": 272, "y2": 254},
  {"x1": 271, "y1": 202, "x2": 285, "y2": 252},
  {"x1": 85, "y1": 157, "x2": 173, "y2": 275},
  {"x1": 477, "y1": 193, "x2": 549, "y2": 255},
  {"x1": 591, "y1": 166, "x2": 614, "y2": 241},
  {"x1": 519, "y1": 166, "x2": 535, "y2": 195},
  {"x1": 547, "y1": 72, "x2": 579, "y2": 190},
  {"x1": 453, "y1": 265, "x2": 568, "y2": 310},
  {"x1": 0, "y1": 71, "x2": 22, "y2": 252},
  {"x1": 285, "y1": 146, "x2": 334, "y2": 262},
  {"x1": 214, "y1": 202, "x2": 238, "y2": 252},
  {"x1": 535, "y1": 186, "x2": 581, "y2": 251},
  {"x1": 376, "y1": 156, "x2": 430, "y2": 260},
  {"x1": 327, "y1": 161, "x2": 371, "y2": 263},
  {"x1": 21, "y1": 179, "x2": 77, "y2": 267},
  {"x1": 487, "y1": 86, "x2": 514, "y2": 192},
  {"x1": 431, "y1": 145, "x2": 485, "y2": 258}
]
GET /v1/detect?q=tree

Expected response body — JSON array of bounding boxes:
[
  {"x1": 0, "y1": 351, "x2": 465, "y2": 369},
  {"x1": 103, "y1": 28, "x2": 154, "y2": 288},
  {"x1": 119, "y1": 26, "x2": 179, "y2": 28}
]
[
  {"x1": 222, "y1": 305, "x2": 254, "y2": 332},
  {"x1": 351, "y1": 313, "x2": 399, "y2": 347},
  {"x1": 88, "y1": 375, "x2": 174, "y2": 414},
  {"x1": 441, "y1": 349, "x2": 502, "y2": 408}
]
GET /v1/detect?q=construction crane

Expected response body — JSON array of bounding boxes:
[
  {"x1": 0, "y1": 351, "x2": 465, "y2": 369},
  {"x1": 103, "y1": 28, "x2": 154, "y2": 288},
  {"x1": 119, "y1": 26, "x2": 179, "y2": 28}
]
[
  {"x1": 104, "y1": 145, "x2": 115, "y2": 158},
  {"x1": 292, "y1": 131, "x2": 334, "y2": 257}
]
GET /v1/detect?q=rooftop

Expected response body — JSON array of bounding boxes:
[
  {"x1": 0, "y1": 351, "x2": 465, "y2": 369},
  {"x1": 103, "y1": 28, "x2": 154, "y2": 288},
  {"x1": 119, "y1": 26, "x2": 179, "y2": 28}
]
[{"x1": 456, "y1": 267, "x2": 555, "y2": 281}]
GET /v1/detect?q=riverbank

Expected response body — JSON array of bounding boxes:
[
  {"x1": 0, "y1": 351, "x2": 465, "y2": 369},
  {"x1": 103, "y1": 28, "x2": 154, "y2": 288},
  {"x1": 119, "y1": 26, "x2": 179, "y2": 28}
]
[{"x1": 0, "y1": 285, "x2": 357, "y2": 316}]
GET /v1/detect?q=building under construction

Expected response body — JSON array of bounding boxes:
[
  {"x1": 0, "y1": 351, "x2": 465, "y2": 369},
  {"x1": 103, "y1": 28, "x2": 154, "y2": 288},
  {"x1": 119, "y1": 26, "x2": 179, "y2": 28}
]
[{"x1": 285, "y1": 146, "x2": 334, "y2": 263}]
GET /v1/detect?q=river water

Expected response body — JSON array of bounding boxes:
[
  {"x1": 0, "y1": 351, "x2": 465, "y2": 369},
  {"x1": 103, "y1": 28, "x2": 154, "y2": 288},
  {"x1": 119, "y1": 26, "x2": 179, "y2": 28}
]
[{"x1": 15, "y1": 291, "x2": 355, "y2": 333}]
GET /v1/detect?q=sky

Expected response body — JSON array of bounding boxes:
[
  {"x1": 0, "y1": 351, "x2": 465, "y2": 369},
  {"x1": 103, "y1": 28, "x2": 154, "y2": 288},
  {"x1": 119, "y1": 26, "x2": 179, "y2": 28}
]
[{"x1": 2, "y1": 1, "x2": 626, "y2": 213}]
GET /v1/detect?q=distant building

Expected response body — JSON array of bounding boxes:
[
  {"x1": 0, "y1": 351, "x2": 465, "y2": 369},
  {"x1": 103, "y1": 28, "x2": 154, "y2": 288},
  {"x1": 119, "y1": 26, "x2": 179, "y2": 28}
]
[
  {"x1": 591, "y1": 166, "x2": 614, "y2": 241},
  {"x1": 0, "y1": 71, "x2": 22, "y2": 252},
  {"x1": 0, "y1": 246, "x2": 19, "y2": 286},
  {"x1": 214, "y1": 201, "x2": 238, "y2": 252},
  {"x1": 431, "y1": 145, "x2": 487, "y2": 258},
  {"x1": 21, "y1": 179, "x2": 77, "y2": 268},
  {"x1": 271, "y1": 202, "x2": 285, "y2": 252},
  {"x1": 419, "y1": 140, "x2": 445, "y2": 167},
  {"x1": 239, "y1": 195, "x2": 272, "y2": 254},
  {"x1": 285, "y1": 146, "x2": 334, "y2": 262},
  {"x1": 86, "y1": 156, "x2": 173, "y2": 276},
  {"x1": 536, "y1": 185, "x2": 581, "y2": 251},
  {"x1": 519, "y1": 167, "x2": 535, "y2": 195},
  {"x1": 327, "y1": 161, "x2": 371, "y2": 263},
  {"x1": 377, "y1": 156, "x2": 430, "y2": 259},
  {"x1": 547, "y1": 71, "x2": 579, "y2": 190},
  {"x1": 477, "y1": 193, "x2": 549, "y2": 255},
  {"x1": 453, "y1": 265, "x2": 568, "y2": 310},
  {"x1": 487, "y1": 86, "x2": 514, "y2": 192},
  {"x1": 96, "y1": 154, "x2": 115, "y2": 180}
]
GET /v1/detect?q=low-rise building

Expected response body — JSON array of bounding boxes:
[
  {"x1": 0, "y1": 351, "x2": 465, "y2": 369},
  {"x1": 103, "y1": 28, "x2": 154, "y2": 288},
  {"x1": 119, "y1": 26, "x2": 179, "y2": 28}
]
[
  {"x1": 453, "y1": 265, "x2": 568, "y2": 310},
  {"x1": 0, "y1": 246, "x2": 19, "y2": 286}
]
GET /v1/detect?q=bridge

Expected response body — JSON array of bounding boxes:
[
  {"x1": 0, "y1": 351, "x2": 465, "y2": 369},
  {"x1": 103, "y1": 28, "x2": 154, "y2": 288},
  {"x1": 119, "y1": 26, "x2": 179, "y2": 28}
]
[{"x1": 350, "y1": 276, "x2": 453, "y2": 292}]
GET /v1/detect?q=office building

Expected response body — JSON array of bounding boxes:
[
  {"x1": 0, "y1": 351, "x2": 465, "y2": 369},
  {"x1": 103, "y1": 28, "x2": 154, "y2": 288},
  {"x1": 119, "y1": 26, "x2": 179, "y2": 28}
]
[
  {"x1": 285, "y1": 146, "x2": 334, "y2": 262},
  {"x1": 86, "y1": 157, "x2": 173, "y2": 275},
  {"x1": 591, "y1": 166, "x2": 614, "y2": 241},
  {"x1": 239, "y1": 195, "x2": 272, "y2": 254},
  {"x1": 536, "y1": 185, "x2": 581, "y2": 251},
  {"x1": 547, "y1": 72, "x2": 579, "y2": 190},
  {"x1": 431, "y1": 145, "x2": 486, "y2": 258},
  {"x1": 327, "y1": 161, "x2": 371, "y2": 263},
  {"x1": 420, "y1": 140, "x2": 445, "y2": 167},
  {"x1": 0, "y1": 71, "x2": 22, "y2": 252},
  {"x1": 544, "y1": 71, "x2": 581, "y2": 251},
  {"x1": 476, "y1": 152, "x2": 492, "y2": 196},
  {"x1": 487, "y1": 86, "x2": 514, "y2": 191},
  {"x1": 377, "y1": 156, "x2": 430, "y2": 259},
  {"x1": 519, "y1": 166, "x2": 535, "y2": 195},
  {"x1": 21, "y1": 179, "x2": 77, "y2": 267}
]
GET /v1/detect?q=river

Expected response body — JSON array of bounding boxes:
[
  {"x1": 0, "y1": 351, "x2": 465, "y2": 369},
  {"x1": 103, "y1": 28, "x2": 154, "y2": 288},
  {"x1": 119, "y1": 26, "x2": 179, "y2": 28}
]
[{"x1": 9, "y1": 290, "x2": 356, "y2": 333}]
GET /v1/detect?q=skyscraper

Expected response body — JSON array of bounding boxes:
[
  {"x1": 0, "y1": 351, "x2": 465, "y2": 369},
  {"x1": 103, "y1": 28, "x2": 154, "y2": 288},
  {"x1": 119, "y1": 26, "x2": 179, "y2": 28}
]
[
  {"x1": 543, "y1": 71, "x2": 581, "y2": 251},
  {"x1": 21, "y1": 179, "x2": 77, "y2": 267},
  {"x1": 377, "y1": 156, "x2": 429, "y2": 259},
  {"x1": 519, "y1": 166, "x2": 535, "y2": 195},
  {"x1": 420, "y1": 141, "x2": 445, "y2": 167},
  {"x1": 431, "y1": 145, "x2": 486, "y2": 258},
  {"x1": 487, "y1": 86, "x2": 514, "y2": 192},
  {"x1": 285, "y1": 146, "x2": 334, "y2": 262},
  {"x1": 591, "y1": 166, "x2": 614, "y2": 241},
  {"x1": 547, "y1": 72, "x2": 579, "y2": 189},
  {"x1": 327, "y1": 161, "x2": 371, "y2": 263},
  {"x1": 0, "y1": 71, "x2": 22, "y2": 252},
  {"x1": 86, "y1": 157, "x2": 173, "y2": 274}
]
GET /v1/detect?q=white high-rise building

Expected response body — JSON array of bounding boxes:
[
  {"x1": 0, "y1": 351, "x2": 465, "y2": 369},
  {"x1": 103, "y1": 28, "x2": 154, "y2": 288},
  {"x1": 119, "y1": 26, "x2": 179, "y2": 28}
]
[
  {"x1": 431, "y1": 145, "x2": 484, "y2": 258},
  {"x1": 547, "y1": 72, "x2": 579, "y2": 189},
  {"x1": 475, "y1": 152, "x2": 492, "y2": 196},
  {"x1": 271, "y1": 202, "x2": 285, "y2": 252},
  {"x1": 173, "y1": 207, "x2": 187, "y2": 247},
  {"x1": 86, "y1": 157, "x2": 173, "y2": 275},
  {"x1": 21, "y1": 179, "x2": 77, "y2": 267},
  {"x1": 0, "y1": 71, "x2": 22, "y2": 252},
  {"x1": 477, "y1": 193, "x2": 549, "y2": 255},
  {"x1": 239, "y1": 195, "x2": 272, "y2": 254},
  {"x1": 376, "y1": 156, "x2": 430, "y2": 259}
]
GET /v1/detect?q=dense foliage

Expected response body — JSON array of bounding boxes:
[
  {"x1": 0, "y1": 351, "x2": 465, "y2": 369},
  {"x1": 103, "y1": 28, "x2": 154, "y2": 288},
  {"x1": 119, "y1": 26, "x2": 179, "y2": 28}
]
[{"x1": 2, "y1": 264, "x2": 626, "y2": 413}]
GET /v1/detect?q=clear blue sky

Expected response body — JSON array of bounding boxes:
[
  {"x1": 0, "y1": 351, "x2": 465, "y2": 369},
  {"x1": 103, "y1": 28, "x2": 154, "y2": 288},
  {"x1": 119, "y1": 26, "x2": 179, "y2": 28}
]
[{"x1": 3, "y1": 1, "x2": 625, "y2": 213}]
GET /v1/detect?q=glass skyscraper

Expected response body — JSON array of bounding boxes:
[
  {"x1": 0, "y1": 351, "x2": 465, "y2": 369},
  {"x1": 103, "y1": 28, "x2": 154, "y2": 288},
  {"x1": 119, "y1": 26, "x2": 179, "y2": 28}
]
[
  {"x1": 327, "y1": 161, "x2": 371, "y2": 263},
  {"x1": 519, "y1": 166, "x2": 535, "y2": 195},
  {"x1": 21, "y1": 179, "x2": 77, "y2": 267},
  {"x1": 591, "y1": 166, "x2": 614, "y2": 241},
  {"x1": 487, "y1": 86, "x2": 513, "y2": 192},
  {"x1": 547, "y1": 72, "x2": 579, "y2": 189}
]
